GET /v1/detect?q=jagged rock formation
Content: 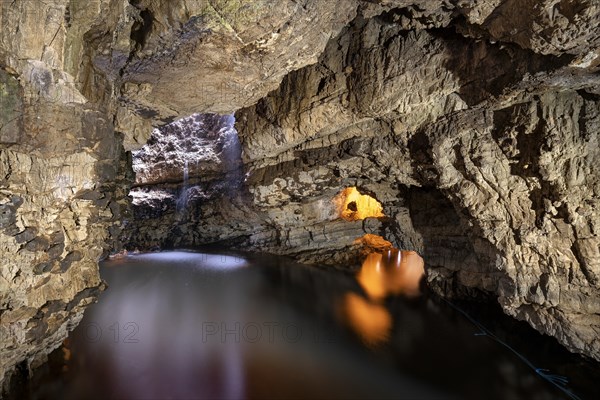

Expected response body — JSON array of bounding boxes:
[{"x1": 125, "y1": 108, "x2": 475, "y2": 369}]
[
  {"x1": 234, "y1": 10, "x2": 600, "y2": 362},
  {"x1": 0, "y1": 1, "x2": 133, "y2": 387},
  {"x1": 127, "y1": 2, "x2": 600, "y2": 362},
  {"x1": 0, "y1": 0, "x2": 364, "y2": 388},
  {"x1": 234, "y1": 12, "x2": 600, "y2": 361},
  {"x1": 1, "y1": 0, "x2": 600, "y2": 389}
]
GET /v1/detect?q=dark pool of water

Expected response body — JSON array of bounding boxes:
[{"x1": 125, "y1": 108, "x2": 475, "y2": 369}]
[{"x1": 10, "y1": 250, "x2": 600, "y2": 400}]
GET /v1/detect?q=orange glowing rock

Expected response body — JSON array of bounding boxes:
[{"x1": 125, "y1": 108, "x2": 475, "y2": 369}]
[
  {"x1": 353, "y1": 233, "x2": 394, "y2": 256},
  {"x1": 334, "y1": 187, "x2": 385, "y2": 221}
]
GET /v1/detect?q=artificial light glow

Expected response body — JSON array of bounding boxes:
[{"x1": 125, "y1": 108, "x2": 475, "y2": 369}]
[
  {"x1": 353, "y1": 233, "x2": 394, "y2": 254},
  {"x1": 334, "y1": 187, "x2": 385, "y2": 221},
  {"x1": 341, "y1": 237, "x2": 426, "y2": 346}
]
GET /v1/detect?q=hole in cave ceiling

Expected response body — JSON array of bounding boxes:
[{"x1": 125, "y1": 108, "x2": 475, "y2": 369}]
[{"x1": 129, "y1": 113, "x2": 241, "y2": 208}]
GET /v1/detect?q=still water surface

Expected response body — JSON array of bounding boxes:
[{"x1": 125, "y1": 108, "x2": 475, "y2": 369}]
[{"x1": 14, "y1": 250, "x2": 600, "y2": 399}]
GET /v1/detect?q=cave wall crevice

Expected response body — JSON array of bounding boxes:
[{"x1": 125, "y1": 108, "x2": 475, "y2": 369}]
[{"x1": 125, "y1": 6, "x2": 600, "y2": 357}]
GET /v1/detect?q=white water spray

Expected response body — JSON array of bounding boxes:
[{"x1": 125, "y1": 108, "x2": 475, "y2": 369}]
[{"x1": 176, "y1": 159, "x2": 189, "y2": 214}]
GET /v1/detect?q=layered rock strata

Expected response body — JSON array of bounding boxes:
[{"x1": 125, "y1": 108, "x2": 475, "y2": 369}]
[
  {"x1": 128, "y1": 5, "x2": 600, "y2": 361},
  {"x1": 0, "y1": 1, "x2": 131, "y2": 387},
  {"x1": 0, "y1": 0, "x2": 367, "y2": 388},
  {"x1": 235, "y1": 13, "x2": 600, "y2": 360},
  {"x1": 2, "y1": 0, "x2": 600, "y2": 389}
]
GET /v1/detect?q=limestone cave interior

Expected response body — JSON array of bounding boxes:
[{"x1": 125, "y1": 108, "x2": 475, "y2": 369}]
[{"x1": 1, "y1": 1, "x2": 600, "y2": 399}]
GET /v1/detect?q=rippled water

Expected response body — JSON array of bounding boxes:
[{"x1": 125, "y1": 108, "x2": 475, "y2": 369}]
[{"x1": 12, "y1": 250, "x2": 600, "y2": 400}]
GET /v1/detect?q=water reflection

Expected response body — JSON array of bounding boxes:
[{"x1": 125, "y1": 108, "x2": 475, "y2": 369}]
[
  {"x1": 71, "y1": 252, "x2": 250, "y2": 399},
  {"x1": 13, "y1": 251, "x2": 599, "y2": 400},
  {"x1": 343, "y1": 249, "x2": 425, "y2": 347},
  {"x1": 130, "y1": 251, "x2": 249, "y2": 270},
  {"x1": 342, "y1": 293, "x2": 391, "y2": 346},
  {"x1": 357, "y1": 250, "x2": 425, "y2": 300},
  {"x1": 35, "y1": 251, "x2": 442, "y2": 400}
]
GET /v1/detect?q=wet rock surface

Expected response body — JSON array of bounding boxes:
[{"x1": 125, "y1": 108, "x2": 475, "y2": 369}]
[
  {"x1": 234, "y1": 12, "x2": 600, "y2": 361},
  {"x1": 0, "y1": 0, "x2": 371, "y2": 387},
  {"x1": 2, "y1": 0, "x2": 600, "y2": 388},
  {"x1": 128, "y1": 4, "x2": 600, "y2": 362}
]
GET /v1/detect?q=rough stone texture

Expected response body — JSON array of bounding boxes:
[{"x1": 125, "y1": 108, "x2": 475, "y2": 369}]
[
  {"x1": 421, "y1": 97, "x2": 600, "y2": 359},
  {"x1": 233, "y1": 12, "x2": 600, "y2": 361},
  {"x1": 119, "y1": 0, "x2": 360, "y2": 119},
  {"x1": 0, "y1": 0, "x2": 131, "y2": 388},
  {"x1": 132, "y1": 113, "x2": 241, "y2": 186},
  {"x1": 2, "y1": 0, "x2": 600, "y2": 389},
  {"x1": 123, "y1": 113, "x2": 382, "y2": 268},
  {"x1": 0, "y1": 0, "x2": 366, "y2": 388},
  {"x1": 0, "y1": 9, "x2": 133, "y2": 393},
  {"x1": 128, "y1": 5, "x2": 600, "y2": 361}
]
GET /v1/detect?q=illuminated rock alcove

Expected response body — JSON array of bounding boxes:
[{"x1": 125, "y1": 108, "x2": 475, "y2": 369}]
[{"x1": 335, "y1": 187, "x2": 385, "y2": 221}]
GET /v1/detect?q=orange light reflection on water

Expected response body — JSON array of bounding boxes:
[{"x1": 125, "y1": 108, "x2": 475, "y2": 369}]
[
  {"x1": 342, "y1": 248, "x2": 425, "y2": 347},
  {"x1": 357, "y1": 250, "x2": 425, "y2": 300},
  {"x1": 343, "y1": 293, "x2": 392, "y2": 346}
]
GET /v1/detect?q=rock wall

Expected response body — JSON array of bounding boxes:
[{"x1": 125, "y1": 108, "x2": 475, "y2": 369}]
[
  {"x1": 0, "y1": 0, "x2": 367, "y2": 388},
  {"x1": 124, "y1": 4, "x2": 600, "y2": 361},
  {"x1": 234, "y1": 10, "x2": 600, "y2": 360},
  {"x1": 0, "y1": 0, "x2": 132, "y2": 387},
  {"x1": 119, "y1": 0, "x2": 359, "y2": 118},
  {"x1": 2, "y1": 0, "x2": 600, "y2": 388}
]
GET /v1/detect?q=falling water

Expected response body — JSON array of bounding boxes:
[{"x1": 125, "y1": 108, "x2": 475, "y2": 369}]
[
  {"x1": 184, "y1": 159, "x2": 189, "y2": 191},
  {"x1": 176, "y1": 159, "x2": 189, "y2": 214},
  {"x1": 221, "y1": 114, "x2": 243, "y2": 197}
]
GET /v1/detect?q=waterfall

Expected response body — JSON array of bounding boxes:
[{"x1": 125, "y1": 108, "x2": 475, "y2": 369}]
[
  {"x1": 221, "y1": 115, "x2": 243, "y2": 197},
  {"x1": 176, "y1": 159, "x2": 189, "y2": 214},
  {"x1": 184, "y1": 159, "x2": 189, "y2": 185}
]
